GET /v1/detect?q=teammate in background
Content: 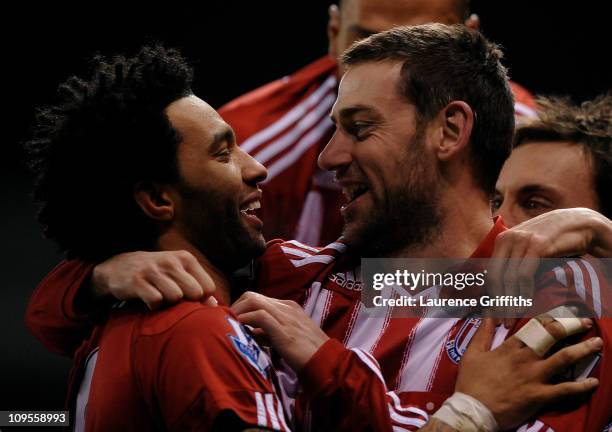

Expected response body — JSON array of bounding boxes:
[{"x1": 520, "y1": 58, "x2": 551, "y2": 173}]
[
  {"x1": 25, "y1": 27, "x2": 610, "y2": 431},
  {"x1": 221, "y1": 0, "x2": 536, "y2": 246},
  {"x1": 25, "y1": 45, "x2": 290, "y2": 431},
  {"x1": 493, "y1": 94, "x2": 612, "y2": 227}
]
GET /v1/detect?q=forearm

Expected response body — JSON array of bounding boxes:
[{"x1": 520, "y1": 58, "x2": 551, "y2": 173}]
[{"x1": 591, "y1": 211, "x2": 612, "y2": 257}]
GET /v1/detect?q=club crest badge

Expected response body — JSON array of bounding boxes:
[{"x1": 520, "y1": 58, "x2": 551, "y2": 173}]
[{"x1": 445, "y1": 317, "x2": 481, "y2": 364}]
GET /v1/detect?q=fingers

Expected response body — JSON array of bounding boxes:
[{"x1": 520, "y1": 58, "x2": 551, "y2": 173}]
[
  {"x1": 176, "y1": 251, "x2": 215, "y2": 297},
  {"x1": 540, "y1": 336, "x2": 603, "y2": 379},
  {"x1": 539, "y1": 377, "x2": 599, "y2": 403},
  {"x1": 236, "y1": 309, "x2": 284, "y2": 340},
  {"x1": 145, "y1": 271, "x2": 184, "y2": 304},
  {"x1": 465, "y1": 318, "x2": 496, "y2": 352},
  {"x1": 138, "y1": 282, "x2": 164, "y2": 310}
]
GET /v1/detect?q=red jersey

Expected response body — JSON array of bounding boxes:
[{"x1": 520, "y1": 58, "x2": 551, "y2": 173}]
[
  {"x1": 220, "y1": 56, "x2": 537, "y2": 246},
  {"x1": 253, "y1": 219, "x2": 611, "y2": 431},
  {"x1": 26, "y1": 222, "x2": 610, "y2": 431},
  {"x1": 69, "y1": 301, "x2": 290, "y2": 431}
]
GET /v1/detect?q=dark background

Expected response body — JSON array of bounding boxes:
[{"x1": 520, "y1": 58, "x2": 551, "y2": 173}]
[{"x1": 1, "y1": 0, "x2": 609, "y2": 426}]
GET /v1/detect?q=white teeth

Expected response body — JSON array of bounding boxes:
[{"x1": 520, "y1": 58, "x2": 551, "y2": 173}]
[{"x1": 241, "y1": 200, "x2": 261, "y2": 213}]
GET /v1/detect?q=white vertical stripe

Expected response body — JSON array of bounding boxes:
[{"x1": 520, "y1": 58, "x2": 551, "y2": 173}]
[
  {"x1": 294, "y1": 190, "x2": 324, "y2": 245},
  {"x1": 75, "y1": 348, "x2": 99, "y2": 432},
  {"x1": 568, "y1": 261, "x2": 587, "y2": 300},
  {"x1": 345, "y1": 303, "x2": 390, "y2": 353},
  {"x1": 253, "y1": 93, "x2": 336, "y2": 165},
  {"x1": 254, "y1": 392, "x2": 268, "y2": 428},
  {"x1": 275, "y1": 395, "x2": 290, "y2": 432},
  {"x1": 392, "y1": 426, "x2": 411, "y2": 432},
  {"x1": 266, "y1": 115, "x2": 334, "y2": 180},
  {"x1": 265, "y1": 393, "x2": 281, "y2": 430},
  {"x1": 302, "y1": 282, "x2": 322, "y2": 317},
  {"x1": 553, "y1": 266, "x2": 568, "y2": 286},
  {"x1": 241, "y1": 76, "x2": 337, "y2": 153},
  {"x1": 397, "y1": 318, "x2": 460, "y2": 392},
  {"x1": 310, "y1": 289, "x2": 333, "y2": 327},
  {"x1": 581, "y1": 259, "x2": 602, "y2": 317},
  {"x1": 491, "y1": 325, "x2": 510, "y2": 350}
]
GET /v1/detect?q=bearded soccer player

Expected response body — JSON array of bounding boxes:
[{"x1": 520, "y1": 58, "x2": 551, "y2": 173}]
[
  {"x1": 221, "y1": 0, "x2": 537, "y2": 246},
  {"x1": 26, "y1": 27, "x2": 610, "y2": 431},
  {"x1": 25, "y1": 46, "x2": 292, "y2": 431}
]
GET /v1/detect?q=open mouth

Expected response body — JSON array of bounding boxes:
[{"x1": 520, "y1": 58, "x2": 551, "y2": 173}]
[
  {"x1": 239, "y1": 199, "x2": 263, "y2": 230},
  {"x1": 342, "y1": 184, "x2": 369, "y2": 205},
  {"x1": 240, "y1": 200, "x2": 261, "y2": 216}
]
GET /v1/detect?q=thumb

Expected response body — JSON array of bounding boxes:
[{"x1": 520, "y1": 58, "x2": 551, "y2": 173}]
[{"x1": 467, "y1": 318, "x2": 496, "y2": 352}]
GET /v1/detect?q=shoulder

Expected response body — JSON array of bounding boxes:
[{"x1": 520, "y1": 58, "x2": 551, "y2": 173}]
[{"x1": 137, "y1": 301, "x2": 236, "y2": 337}]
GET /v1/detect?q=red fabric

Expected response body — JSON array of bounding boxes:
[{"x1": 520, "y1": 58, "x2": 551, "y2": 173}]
[{"x1": 68, "y1": 302, "x2": 288, "y2": 431}]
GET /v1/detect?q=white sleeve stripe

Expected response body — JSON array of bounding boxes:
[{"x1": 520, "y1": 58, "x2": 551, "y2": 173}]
[
  {"x1": 254, "y1": 92, "x2": 335, "y2": 165},
  {"x1": 254, "y1": 392, "x2": 268, "y2": 428},
  {"x1": 388, "y1": 392, "x2": 429, "y2": 419},
  {"x1": 389, "y1": 407, "x2": 427, "y2": 427},
  {"x1": 275, "y1": 395, "x2": 290, "y2": 432},
  {"x1": 290, "y1": 255, "x2": 334, "y2": 267},
  {"x1": 285, "y1": 240, "x2": 322, "y2": 253},
  {"x1": 350, "y1": 347, "x2": 387, "y2": 387},
  {"x1": 265, "y1": 393, "x2": 281, "y2": 430},
  {"x1": 325, "y1": 242, "x2": 347, "y2": 252},
  {"x1": 567, "y1": 260, "x2": 587, "y2": 301},
  {"x1": 265, "y1": 113, "x2": 335, "y2": 181},
  {"x1": 241, "y1": 75, "x2": 337, "y2": 153},
  {"x1": 580, "y1": 259, "x2": 602, "y2": 317},
  {"x1": 553, "y1": 266, "x2": 568, "y2": 287},
  {"x1": 280, "y1": 246, "x2": 313, "y2": 258},
  {"x1": 392, "y1": 427, "x2": 411, "y2": 432}
]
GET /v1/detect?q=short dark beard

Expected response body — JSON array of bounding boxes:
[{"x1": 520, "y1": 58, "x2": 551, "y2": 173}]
[
  {"x1": 343, "y1": 131, "x2": 442, "y2": 258},
  {"x1": 175, "y1": 177, "x2": 265, "y2": 275}
]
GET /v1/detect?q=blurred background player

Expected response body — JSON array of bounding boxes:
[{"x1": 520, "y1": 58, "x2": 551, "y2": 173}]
[
  {"x1": 221, "y1": 0, "x2": 536, "y2": 246},
  {"x1": 493, "y1": 94, "x2": 612, "y2": 227}
]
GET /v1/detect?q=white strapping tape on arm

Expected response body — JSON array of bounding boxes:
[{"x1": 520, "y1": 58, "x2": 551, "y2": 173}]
[{"x1": 432, "y1": 392, "x2": 499, "y2": 432}]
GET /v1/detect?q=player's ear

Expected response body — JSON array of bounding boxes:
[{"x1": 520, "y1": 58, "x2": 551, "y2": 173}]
[
  {"x1": 434, "y1": 101, "x2": 474, "y2": 162},
  {"x1": 134, "y1": 181, "x2": 176, "y2": 222},
  {"x1": 327, "y1": 4, "x2": 341, "y2": 59}
]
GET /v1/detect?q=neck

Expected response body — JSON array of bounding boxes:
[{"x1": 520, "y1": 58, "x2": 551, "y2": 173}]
[
  {"x1": 157, "y1": 230, "x2": 231, "y2": 305},
  {"x1": 393, "y1": 187, "x2": 493, "y2": 259}
]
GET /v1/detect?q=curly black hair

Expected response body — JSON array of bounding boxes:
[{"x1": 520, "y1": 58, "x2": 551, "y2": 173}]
[{"x1": 25, "y1": 45, "x2": 194, "y2": 261}]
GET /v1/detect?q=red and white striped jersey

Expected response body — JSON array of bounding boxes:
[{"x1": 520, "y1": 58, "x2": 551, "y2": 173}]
[
  {"x1": 255, "y1": 218, "x2": 612, "y2": 431},
  {"x1": 220, "y1": 56, "x2": 537, "y2": 247},
  {"x1": 68, "y1": 302, "x2": 290, "y2": 431}
]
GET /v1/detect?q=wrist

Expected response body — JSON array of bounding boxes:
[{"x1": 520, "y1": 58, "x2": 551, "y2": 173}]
[
  {"x1": 91, "y1": 264, "x2": 111, "y2": 299},
  {"x1": 432, "y1": 392, "x2": 499, "y2": 432},
  {"x1": 590, "y1": 212, "x2": 612, "y2": 257}
]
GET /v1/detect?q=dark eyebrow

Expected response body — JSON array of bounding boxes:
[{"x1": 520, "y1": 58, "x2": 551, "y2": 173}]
[
  {"x1": 517, "y1": 184, "x2": 562, "y2": 200},
  {"x1": 209, "y1": 127, "x2": 235, "y2": 154},
  {"x1": 336, "y1": 106, "x2": 381, "y2": 121},
  {"x1": 348, "y1": 24, "x2": 378, "y2": 39}
]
